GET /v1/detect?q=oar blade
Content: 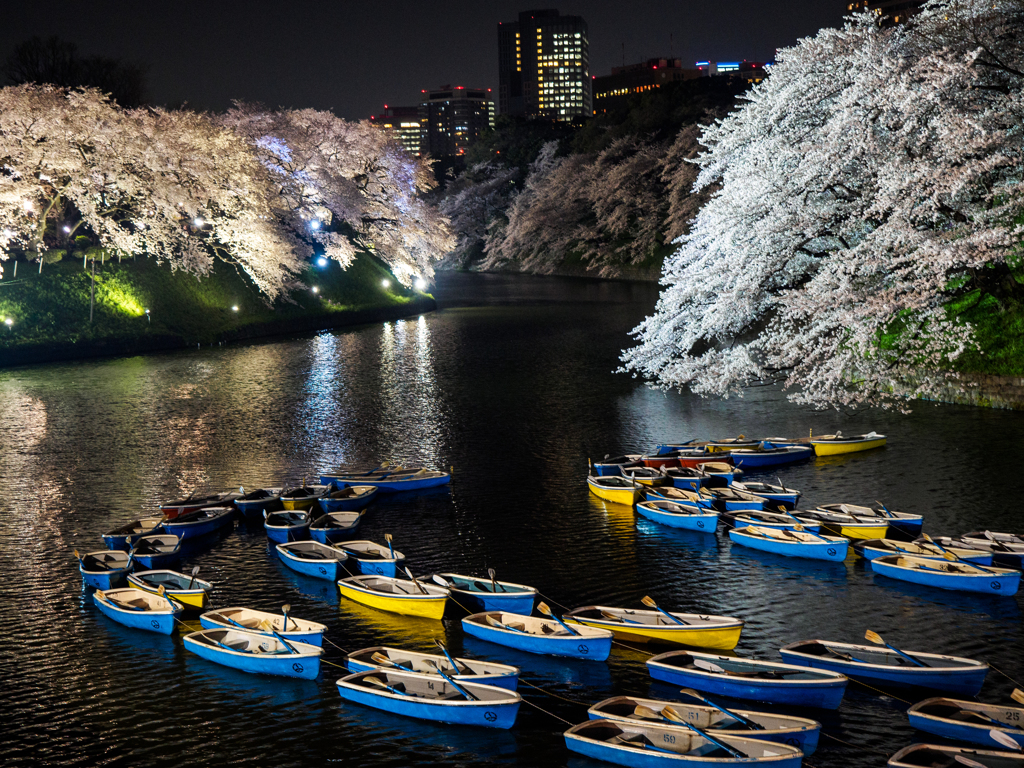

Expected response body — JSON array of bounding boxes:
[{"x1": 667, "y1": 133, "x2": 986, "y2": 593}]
[
  {"x1": 954, "y1": 755, "x2": 989, "y2": 768},
  {"x1": 692, "y1": 658, "x2": 726, "y2": 673},
  {"x1": 864, "y1": 629, "x2": 884, "y2": 645},
  {"x1": 1011, "y1": 688, "x2": 1024, "y2": 706},
  {"x1": 991, "y1": 729, "x2": 1023, "y2": 750},
  {"x1": 633, "y1": 705, "x2": 662, "y2": 720}
]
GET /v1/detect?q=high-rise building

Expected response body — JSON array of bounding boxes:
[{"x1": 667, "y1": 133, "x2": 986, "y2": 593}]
[
  {"x1": 419, "y1": 86, "x2": 495, "y2": 157},
  {"x1": 369, "y1": 105, "x2": 422, "y2": 155},
  {"x1": 593, "y1": 58, "x2": 701, "y2": 115},
  {"x1": 694, "y1": 60, "x2": 771, "y2": 83},
  {"x1": 845, "y1": 0, "x2": 925, "y2": 25},
  {"x1": 498, "y1": 9, "x2": 591, "y2": 120}
]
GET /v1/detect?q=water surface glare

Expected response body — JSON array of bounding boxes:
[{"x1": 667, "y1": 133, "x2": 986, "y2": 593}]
[{"x1": 2, "y1": 272, "x2": 1023, "y2": 767}]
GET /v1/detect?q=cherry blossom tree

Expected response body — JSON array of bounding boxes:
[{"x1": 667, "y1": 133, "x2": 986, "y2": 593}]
[
  {"x1": 222, "y1": 105, "x2": 453, "y2": 286},
  {"x1": 621, "y1": 0, "x2": 1024, "y2": 408},
  {"x1": 0, "y1": 85, "x2": 302, "y2": 297}
]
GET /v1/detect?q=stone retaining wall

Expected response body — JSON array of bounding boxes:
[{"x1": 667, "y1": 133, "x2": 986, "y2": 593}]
[{"x1": 916, "y1": 373, "x2": 1024, "y2": 410}]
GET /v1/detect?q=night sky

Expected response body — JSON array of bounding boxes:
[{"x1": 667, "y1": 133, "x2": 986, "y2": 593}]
[{"x1": 1, "y1": 1, "x2": 848, "y2": 119}]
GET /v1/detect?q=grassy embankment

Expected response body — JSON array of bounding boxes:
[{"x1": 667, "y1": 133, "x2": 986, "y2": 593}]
[{"x1": 0, "y1": 253, "x2": 433, "y2": 367}]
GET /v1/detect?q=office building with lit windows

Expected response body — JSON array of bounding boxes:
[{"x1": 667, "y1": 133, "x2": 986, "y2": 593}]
[
  {"x1": 694, "y1": 60, "x2": 770, "y2": 83},
  {"x1": 498, "y1": 9, "x2": 591, "y2": 120},
  {"x1": 845, "y1": 0, "x2": 924, "y2": 25},
  {"x1": 419, "y1": 86, "x2": 495, "y2": 157},
  {"x1": 593, "y1": 58, "x2": 701, "y2": 115},
  {"x1": 369, "y1": 105, "x2": 422, "y2": 155}
]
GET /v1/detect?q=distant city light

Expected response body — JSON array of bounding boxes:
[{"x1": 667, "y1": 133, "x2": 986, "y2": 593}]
[
  {"x1": 193, "y1": 217, "x2": 204, "y2": 227},
  {"x1": 317, "y1": 256, "x2": 328, "y2": 267},
  {"x1": 414, "y1": 278, "x2": 427, "y2": 290},
  {"x1": 381, "y1": 279, "x2": 391, "y2": 288}
]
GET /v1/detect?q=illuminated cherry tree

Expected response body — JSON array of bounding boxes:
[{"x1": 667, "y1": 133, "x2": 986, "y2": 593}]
[
  {"x1": 0, "y1": 85, "x2": 302, "y2": 296},
  {"x1": 621, "y1": 0, "x2": 1024, "y2": 408},
  {"x1": 223, "y1": 105, "x2": 453, "y2": 286}
]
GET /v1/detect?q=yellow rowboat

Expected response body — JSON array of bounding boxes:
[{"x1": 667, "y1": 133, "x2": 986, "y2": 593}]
[
  {"x1": 337, "y1": 574, "x2": 448, "y2": 620},
  {"x1": 587, "y1": 475, "x2": 641, "y2": 506},
  {"x1": 562, "y1": 605, "x2": 744, "y2": 650},
  {"x1": 797, "y1": 510, "x2": 889, "y2": 540},
  {"x1": 127, "y1": 569, "x2": 213, "y2": 609},
  {"x1": 809, "y1": 432, "x2": 886, "y2": 456},
  {"x1": 280, "y1": 484, "x2": 331, "y2": 510}
]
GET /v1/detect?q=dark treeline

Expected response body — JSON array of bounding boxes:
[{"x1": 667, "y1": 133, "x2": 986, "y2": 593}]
[{"x1": 439, "y1": 77, "x2": 748, "y2": 278}]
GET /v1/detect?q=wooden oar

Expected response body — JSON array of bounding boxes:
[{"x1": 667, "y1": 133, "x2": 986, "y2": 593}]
[
  {"x1": 954, "y1": 754, "x2": 988, "y2": 768},
  {"x1": 488, "y1": 568, "x2": 506, "y2": 593},
  {"x1": 1012, "y1": 689, "x2": 1024, "y2": 706},
  {"x1": 433, "y1": 639, "x2": 469, "y2": 673},
  {"x1": 600, "y1": 610, "x2": 645, "y2": 624},
  {"x1": 404, "y1": 567, "x2": 429, "y2": 595},
  {"x1": 874, "y1": 500, "x2": 897, "y2": 519},
  {"x1": 536, "y1": 602, "x2": 579, "y2": 636},
  {"x1": 863, "y1": 630, "x2": 927, "y2": 668},
  {"x1": 431, "y1": 574, "x2": 451, "y2": 588},
  {"x1": 187, "y1": 566, "x2": 200, "y2": 591},
  {"x1": 779, "y1": 510, "x2": 831, "y2": 543},
  {"x1": 384, "y1": 533, "x2": 396, "y2": 560},
  {"x1": 661, "y1": 705, "x2": 747, "y2": 759},
  {"x1": 957, "y1": 708, "x2": 1024, "y2": 732},
  {"x1": 371, "y1": 652, "x2": 414, "y2": 672},
  {"x1": 485, "y1": 614, "x2": 527, "y2": 633},
  {"x1": 692, "y1": 657, "x2": 805, "y2": 678},
  {"x1": 266, "y1": 605, "x2": 299, "y2": 653},
  {"x1": 281, "y1": 603, "x2": 295, "y2": 631},
  {"x1": 427, "y1": 660, "x2": 479, "y2": 701},
  {"x1": 991, "y1": 729, "x2": 1024, "y2": 750},
  {"x1": 362, "y1": 675, "x2": 406, "y2": 696},
  {"x1": 640, "y1": 596, "x2": 689, "y2": 626},
  {"x1": 677, "y1": 688, "x2": 763, "y2": 730}
]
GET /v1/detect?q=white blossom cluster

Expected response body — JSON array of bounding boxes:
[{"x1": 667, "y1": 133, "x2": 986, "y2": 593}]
[
  {"x1": 0, "y1": 86, "x2": 452, "y2": 296},
  {"x1": 621, "y1": 0, "x2": 1024, "y2": 408}
]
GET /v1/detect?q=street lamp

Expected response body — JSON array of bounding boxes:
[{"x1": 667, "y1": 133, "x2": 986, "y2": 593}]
[
  {"x1": 145, "y1": 309, "x2": 150, "y2": 323},
  {"x1": 381, "y1": 279, "x2": 390, "y2": 289},
  {"x1": 414, "y1": 278, "x2": 427, "y2": 291},
  {"x1": 316, "y1": 257, "x2": 328, "y2": 268},
  {"x1": 311, "y1": 286, "x2": 319, "y2": 294},
  {"x1": 4, "y1": 317, "x2": 13, "y2": 329},
  {"x1": 193, "y1": 217, "x2": 204, "y2": 228},
  {"x1": 231, "y1": 305, "x2": 239, "y2": 312}
]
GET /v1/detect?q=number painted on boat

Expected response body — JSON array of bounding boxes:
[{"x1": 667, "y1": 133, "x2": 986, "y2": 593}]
[
  {"x1": 427, "y1": 681, "x2": 435, "y2": 690},
  {"x1": 663, "y1": 734, "x2": 676, "y2": 744},
  {"x1": 292, "y1": 662, "x2": 304, "y2": 673},
  {"x1": 150, "y1": 619, "x2": 160, "y2": 629},
  {"x1": 991, "y1": 581, "x2": 1002, "y2": 590},
  {"x1": 827, "y1": 548, "x2": 837, "y2": 556},
  {"x1": 1008, "y1": 711, "x2": 1021, "y2": 721},
  {"x1": 577, "y1": 644, "x2": 589, "y2": 654},
  {"x1": 484, "y1": 711, "x2": 497, "y2": 722}
]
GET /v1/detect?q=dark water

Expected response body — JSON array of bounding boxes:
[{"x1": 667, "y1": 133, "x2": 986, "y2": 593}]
[{"x1": 2, "y1": 271, "x2": 1022, "y2": 768}]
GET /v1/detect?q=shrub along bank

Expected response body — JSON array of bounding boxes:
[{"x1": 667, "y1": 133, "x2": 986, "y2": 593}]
[{"x1": 0, "y1": 253, "x2": 434, "y2": 367}]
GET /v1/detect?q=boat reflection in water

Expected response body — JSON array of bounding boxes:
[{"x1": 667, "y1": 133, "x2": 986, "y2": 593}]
[
  {"x1": 461, "y1": 636, "x2": 613, "y2": 693},
  {"x1": 337, "y1": 594, "x2": 449, "y2": 647},
  {"x1": 274, "y1": 560, "x2": 342, "y2": 606}
]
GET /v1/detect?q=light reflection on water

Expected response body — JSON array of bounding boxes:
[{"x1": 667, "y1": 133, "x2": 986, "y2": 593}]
[{"x1": 1, "y1": 271, "x2": 1023, "y2": 768}]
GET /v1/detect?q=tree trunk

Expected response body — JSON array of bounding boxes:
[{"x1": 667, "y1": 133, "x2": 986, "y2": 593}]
[{"x1": 89, "y1": 259, "x2": 95, "y2": 323}]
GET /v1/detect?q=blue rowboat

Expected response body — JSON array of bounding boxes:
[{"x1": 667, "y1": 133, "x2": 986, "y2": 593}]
[
  {"x1": 564, "y1": 719, "x2": 804, "y2": 768},
  {"x1": 729, "y1": 482, "x2": 800, "y2": 510},
  {"x1": 92, "y1": 587, "x2": 182, "y2": 634},
  {"x1": 101, "y1": 517, "x2": 164, "y2": 550},
  {"x1": 462, "y1": 611, "x2": 613, "y2": 660},
  {"x1": 853, "y1": 538, "x2": 993, "y2": 565},
  {"x1": 77, "y1": 549, "x2": 131, "y2": 589},
  {"x1": 636, "y1": 500, "x2": 719, "y2": 532},
  {"x1": 160, "y1": 506, "x2": 235, "y2": 541},
  {"x1": 731, "y1": 511, "x2": 822, "y2": 533},
  {"x1": 645, "y1": 487, "x2": 714, "y2": 508},
  {"x1": 647, "y1": 650, "x2": 848, "y2": 709},
  {"x1": 184, "y1": 628, "x2": 322, "y2": 679},
  {"x1": 816, "y1": 503, "x2": 923, "y2": 537},
  {"x1": 704, "y1": 487, "x2": 766, "y2": 513},
  {"x1": 591, "y1": 455, "x2": 644, "y2": 476},
  {"x1": 924, "y1": 535, "x2": 1024, "y2": 570},
  {"x1": 234, "y1": 487, "x2": 283, "y2": 520},
  {"x1": 888, "y1": 743, "x2": 1024, "y2": 768},
  {"x1": 588, "y1": 696, "x2": 821, "y2": 755},
  {"x1": 730, "y1": 445, "x2": 813, "y2": 469},
  {"x1": 129, "y1": 534, "x2": 182, "y2": 570},
  {"x1": 345, "y1": 645, "x2": 520, "y2": 690},
  {"x1": 333, "y1": 540, "x2": 405, "y2": 577},
  {"x1": 435, "y1": 573, "x2": 537, "y2": 615},
  {"x1": 276, "y1": 541, "x2": 348, "y2": 581},
  {"x1": 320, "y1": 467, "x2": 451, "y2": 493},
  {"x1": 907, "y1": 697, "x2": 1024, "y2": 749},
  {"x1": 200, "y1": 607, "x2": 327, "y2": 646},
  {"x1": 263, "y1": 510, "x2": 311, "y2": 543},
  {"x1": 695, "y1": 461, "x2": 738, "y2": 487},
  {"x1": 870, "y1": 554, "x2": 1021, "y2": 596},
  {"x1": 959, "y1": 531, "x2": 1024, "y2": 570},
  {"x1": 309, "y1": 511, "x2": 365, "y2": 543},
  {"x1": 728, "y1": 526, "x2": 849, "y2": 562},
  {"x1": 336, "y1": 669, "x2": 522, "y2": 729},
  {"x1": 658, "y1": 467, "x2": 709, "y2": 491},
  {"x1": 779, "y1": 640, "x2": 988, "y2": 695},
  {"x1": 318, "y1": 485, "x2": 377, "y2": 512}
]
